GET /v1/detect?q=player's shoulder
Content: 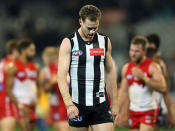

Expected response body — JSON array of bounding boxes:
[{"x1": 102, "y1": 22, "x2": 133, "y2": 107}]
[
  {"x1": 122, "y1": 63, "x2": 129, "y2": 70},
  {"x1": 6, "y1": 62, "x2": 16, "y2": 73},
  {"x1": 149, "y1": 61, "x2": 161, "y2": 71},
  {"x1": 122, "y1": 63, "x2": 129, "y2": 75},
  {"x1": 66, "y1": 32, "x2": 76, "y2": 40},
  {"x1": 159, "y1": 59, "x2": 167, "y2": 68},
  {"x1": 35, "y1": 63, "x2": 40, "y2": 70},
  {"x1": 97, "y1": 32, "x2": 108, "y2": 37}
]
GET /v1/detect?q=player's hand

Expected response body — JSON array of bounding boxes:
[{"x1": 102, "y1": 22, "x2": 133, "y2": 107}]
[
  {"x1": 50, "y1": 74, "x2": 57, "y2": 85},
  {"x1": 111, "y1": 104, "x2": 118, "y2": 121},
  {"x1": 22, "y1": 106, "x2": 31, "y2": 118},
  {"x1": 132, "y1": 67, "x2": 144, "y2": 80},
  {"x1": 67, "y1": 105, "x2": 79, "y2": 120},
  {"x1": 168, "y1": 110, "x2": 175, "y2": 128},
  {"x1": 114, "y1": 112, "x2": 129, "y2": 127}
]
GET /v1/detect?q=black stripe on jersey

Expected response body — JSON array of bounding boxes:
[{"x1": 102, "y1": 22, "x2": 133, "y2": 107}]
[
  {"x1": 67, "y1": 34, "x2": 75, "y2": 97},
  {"x1": 105, "y1": 36, "x2": 108, "y2": 52},
  {"x1": 93, "y1": 34, "x2": 101, "y2": 105},
  {"x1": 76, "y1": 31, "x2": 86, "y2": 105},
  {"x1": 104, "y1": 84, "x2": 110, "y2": 105}
]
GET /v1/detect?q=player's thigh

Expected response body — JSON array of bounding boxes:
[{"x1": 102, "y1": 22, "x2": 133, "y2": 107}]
[
  {"x1": 53, "y1": 121, "x2": 69, "y2": 131},
  {"x1": 153, "y1": 124, "x2": 159, "y2": 131},
  {"x1": 140, "y1": 123, "x2": 154, "y2": 131},
  {"x1": 70, "y1": 126, "x2": 88, "y2": 131},
  {"x1": 0, "y1": 117, "x2": 16, "y2": 131},
  {"x1": 18, "y1": 118, "x2": 29, "y2": 131},
  {"x1": 91, "y1": 122, "x2": 114, "y2": 131}
]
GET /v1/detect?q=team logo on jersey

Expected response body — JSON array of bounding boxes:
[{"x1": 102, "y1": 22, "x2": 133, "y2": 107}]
[
  {"x1": 90, "y1": 48, "x2": 104, "y2": 56},
  {"x1": 72, "y1": 50, "x2": 83, "y2": 56}
]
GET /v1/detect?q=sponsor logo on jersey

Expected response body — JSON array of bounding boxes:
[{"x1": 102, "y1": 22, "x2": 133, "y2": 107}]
[
  {"x1": 72, "y1": 50, "x2": 83, "y2": 56},
  {"x1": 17, "y1": 72, "x2": 25, "y2": 77},
  {"x1": 90, "y1": 48, "x2": 104, "y2": 56},
  {"x1": 145, "y1": 119, "x2": 151, "y2": 123}
]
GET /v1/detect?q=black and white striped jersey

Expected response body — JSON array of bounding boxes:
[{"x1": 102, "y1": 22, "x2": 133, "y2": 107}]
[{"x1": 67, "y1": 31, "x2": 109, "y2": 106}]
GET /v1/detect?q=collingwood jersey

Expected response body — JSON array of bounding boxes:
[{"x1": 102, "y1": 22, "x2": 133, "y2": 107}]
[{"x1": 68, "y1": 31, "x2": 109, "y2": 106}]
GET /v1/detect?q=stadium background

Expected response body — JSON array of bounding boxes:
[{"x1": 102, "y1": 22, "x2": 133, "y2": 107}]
[{"x1": 0, "y1": 0, "x2": 175, "y2": 130}]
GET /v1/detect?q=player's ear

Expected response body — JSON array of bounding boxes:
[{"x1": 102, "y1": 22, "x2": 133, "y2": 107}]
[{"x1": 79, "y1": 18, "x2": 82, "y2": 26}]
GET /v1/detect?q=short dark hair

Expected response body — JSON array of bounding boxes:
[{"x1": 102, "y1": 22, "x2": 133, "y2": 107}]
[
  {"x1": 79, "y1": 5, "x2": 101, "y2": 22},
  {"x1": 6, "y1": 39, "x2": 19, "y2": 55},
  {"x1": 18, "y1": 39, "x2": 34, "y2": 53},
  {"x1": 146, "y1": 47, "x2": 158, "y2": 59},
  {"x1": 131, "y1": 36, "x2": 148, "y2": 50},
  {"x1": 146, "y1": 34, "x2": 160, "y2": 49}
]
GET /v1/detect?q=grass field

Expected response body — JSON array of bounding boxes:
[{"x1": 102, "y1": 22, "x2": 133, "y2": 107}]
[{"x1": 15, "y1": 127, "x2": 175, "y2": 131}]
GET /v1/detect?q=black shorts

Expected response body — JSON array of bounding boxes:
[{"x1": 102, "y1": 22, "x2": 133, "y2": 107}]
[{"x1": 68, "y1": 101, "x2": 113, "y2": 127}]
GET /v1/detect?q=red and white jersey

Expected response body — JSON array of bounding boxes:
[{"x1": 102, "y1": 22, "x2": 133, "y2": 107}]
[
  {"x1": 13, "y1": 59, "x2": 37, "y2": 104},
  {"x1": 125, "y1": 58, "x2": 158, "y2": 112},
  {"x1": 0, "y1": 57, "x2": 12, "y2": 104}
]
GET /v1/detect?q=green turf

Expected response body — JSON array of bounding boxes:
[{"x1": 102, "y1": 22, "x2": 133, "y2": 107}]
[{"x1": 15, "y1": 127, "x2": 175, "y2": 131}]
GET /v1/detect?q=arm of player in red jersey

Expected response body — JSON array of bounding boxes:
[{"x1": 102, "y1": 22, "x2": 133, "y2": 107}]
[
  {"x1": 6, "y1": 62, "x2": 19, "y2": 106},
  {"x1": 114, "y1": 64, "x2": 129, "y2": 127},
  {"x1": 57, "y1": 38, "x2": 79, "y2": 120},
  {"x1": 132, "y1": 62, "x2": 166, "y2": 93},
  {"x1": 39, "y1": 68, "x2": 57, "y2": 92},
  {"x1": 105, "y1": 38, "x2": 118, "y2": 121}
]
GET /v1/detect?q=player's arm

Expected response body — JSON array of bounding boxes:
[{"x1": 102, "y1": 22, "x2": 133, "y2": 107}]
[
  {"x1": 36, "y1": 63, "x2": 41, "y2": 96},
  {"x1": 57, "y1": 38, "x2": 73, "y2": 107},
  {"x1": 57, "y1": 38, "x2": 79, "y2": 119},
  {"x1": 145, "y1": 62, "x2": 166, "y2": 93},
  {"x1": 115, "y1": 64, "x2": 129, "y2": 126},
  {"x1": 117, "y1": 64, "x2": 129, "y2": 114},
  {"x1": 160, "y1": 60, "x2": 175, "y2": 127},
  {"x1": 6, "y1": 63, "x2": 19, "y2": 106},
  {"x1": 105, "y1": 38, "x2": 118, "y2": 116}
]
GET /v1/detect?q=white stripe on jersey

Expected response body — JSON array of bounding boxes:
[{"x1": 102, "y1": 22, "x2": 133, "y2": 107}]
[
  {"x1": 97, "y1": 33, "x2": 106, "y2": 103},
  {"x1": 85, "y1": 44, "x2": 94, "y2": 106},
  {"x1": 70, "y1": 33, "x2": 79, "y2": 104}
]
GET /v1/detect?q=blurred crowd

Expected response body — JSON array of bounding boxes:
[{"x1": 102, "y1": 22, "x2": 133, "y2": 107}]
[
  {"x1": 0, "y1": 1, "x2": 175, "y2": 131},
  {"x1": 0, "y1": 1, "x2": 175, "y2": 88}
]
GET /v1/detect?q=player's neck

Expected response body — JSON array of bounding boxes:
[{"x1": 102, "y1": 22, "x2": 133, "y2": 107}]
[
  {"x1": 78, "y1": 28, "x2": 94, "y2": 41},
  {"x1": 7, "y1": 54, "x2": 15, "y2": 61},
  {"x1": 135, "y1": 56, "x2": 146, "y2": 65},
  {"x1": 19, "y1": 55, "x2": 28, "y2": 64}
]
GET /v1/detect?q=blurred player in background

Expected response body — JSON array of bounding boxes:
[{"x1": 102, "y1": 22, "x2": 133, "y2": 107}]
[
  {"x1": 117, "y1": 36, "x2": 166, "y2": 131},
  {"x1": 146, "y1": 34, "x2": 175, "y2": 130},
  {"x1": 6, "y1": 39, "x2": 39, "y2": 131},
  {"x1": 40, "y1": 46, "x2": 69, "y2": 131},
  {"x1": 0, "y1": 39, "x2": 19, "y2": 131}
]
